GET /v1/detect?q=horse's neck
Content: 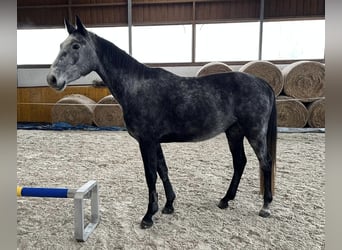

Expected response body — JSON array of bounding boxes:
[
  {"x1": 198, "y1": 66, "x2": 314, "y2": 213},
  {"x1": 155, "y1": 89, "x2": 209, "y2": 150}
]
[{"x1": 93, "y1": 35, "x2": 149, "y2": 105}]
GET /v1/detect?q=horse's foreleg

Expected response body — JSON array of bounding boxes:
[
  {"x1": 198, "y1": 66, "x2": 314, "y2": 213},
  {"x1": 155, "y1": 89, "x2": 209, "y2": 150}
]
[
  {"x1": 139, "y1": 140, "x2": 159, "y2": 229},
  {"x1": 156, "y1": 144, "x2": 176, "y2": 214},
  {"x1": 218, "y1": 126, "x2": 246, "y2": 209}
]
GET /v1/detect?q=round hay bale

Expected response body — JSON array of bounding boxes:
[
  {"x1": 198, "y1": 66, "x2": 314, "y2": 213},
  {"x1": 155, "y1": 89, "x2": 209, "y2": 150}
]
[
  {"x1": 196, "y1": 62, "x2": 233, "y2": 77},
  {"x1": 307, "y1": 98, "x2": 325, "y2": 128},
  {"x1": 94, "y1": 95, "x2": 125, "y2": 127},
  {"x1": 276, "y1": 96, "x2": 309, "y2": 128},
  {"x1": 239, "y1": 60, "x2": 283, "y2": 96},
  {"x1": 51, "y1": 94, "x2": 96, "y2": 126},
  {"x1": 283, "y1": 61, "x2": 325, "y2": 101}
]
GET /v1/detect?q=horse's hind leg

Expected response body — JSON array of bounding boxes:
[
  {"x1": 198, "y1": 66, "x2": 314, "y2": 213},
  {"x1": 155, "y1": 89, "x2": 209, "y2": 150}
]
[
  {"x1": 246, "y1": 133, "x2": 273, "y2": 218},
  {"x1": 218, "y1": 124, "x2": 247, "y2": 209},
  {"x1": 156, "y1": 144, "x2": 176, "y2": 214}
]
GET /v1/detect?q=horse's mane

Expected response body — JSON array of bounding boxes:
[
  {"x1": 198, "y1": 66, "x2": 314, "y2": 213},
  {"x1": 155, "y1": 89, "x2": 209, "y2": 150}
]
[{"x1": 92, "y1": 33, "x2": 150, "y2": 77}]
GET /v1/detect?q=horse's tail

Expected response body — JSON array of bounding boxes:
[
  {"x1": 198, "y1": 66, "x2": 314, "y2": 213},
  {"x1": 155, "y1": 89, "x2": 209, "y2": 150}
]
[
  {"x1": 268, "y1": 98, "x2": 277, "y2": 195},
  {"x1": 260, "y1": 97, "x2": 277, "y2": 195}
]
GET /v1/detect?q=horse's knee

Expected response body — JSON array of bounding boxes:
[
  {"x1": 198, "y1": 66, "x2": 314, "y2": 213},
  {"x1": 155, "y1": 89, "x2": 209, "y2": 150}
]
[{"x1": 158, "y1": 169, "x2": 169, "y2": 183}]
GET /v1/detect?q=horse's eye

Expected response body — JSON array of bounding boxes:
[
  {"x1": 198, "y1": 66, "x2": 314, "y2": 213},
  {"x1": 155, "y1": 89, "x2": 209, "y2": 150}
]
[{"x1": 72, "y1": 44, "x2": 80, "y2": 50}]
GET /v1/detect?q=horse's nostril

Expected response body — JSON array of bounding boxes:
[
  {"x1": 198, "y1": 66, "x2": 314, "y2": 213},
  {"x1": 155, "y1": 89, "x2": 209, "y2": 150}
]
[{"x1": 47, "y1": 74, "x2": 57, "y2": 86}]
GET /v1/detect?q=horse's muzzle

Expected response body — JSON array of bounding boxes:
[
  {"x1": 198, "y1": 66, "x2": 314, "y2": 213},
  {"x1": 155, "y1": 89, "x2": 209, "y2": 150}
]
[{"x1": 46, "y1": 73, "x2": 66, "y2": 91}]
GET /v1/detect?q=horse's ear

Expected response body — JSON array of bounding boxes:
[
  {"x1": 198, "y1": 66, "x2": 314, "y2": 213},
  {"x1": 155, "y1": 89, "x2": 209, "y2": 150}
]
[
  {"x1": 64, "y1": 18, "x2": 76, "y2": 34},
  {"x1": 75, "y1": 15, "x2": 88, "y2": 36}
]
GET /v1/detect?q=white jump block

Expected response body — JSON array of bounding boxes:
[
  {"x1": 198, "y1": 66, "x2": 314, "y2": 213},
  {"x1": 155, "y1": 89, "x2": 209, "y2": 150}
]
[{"x1": 73, "y1": 180, "x2": 100, "y2": 242}]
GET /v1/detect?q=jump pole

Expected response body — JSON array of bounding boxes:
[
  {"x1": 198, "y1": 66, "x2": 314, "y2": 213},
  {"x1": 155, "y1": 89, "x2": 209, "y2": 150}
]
[{"x1": 17, "y1": 180, "x2": 100, "y2": 242}]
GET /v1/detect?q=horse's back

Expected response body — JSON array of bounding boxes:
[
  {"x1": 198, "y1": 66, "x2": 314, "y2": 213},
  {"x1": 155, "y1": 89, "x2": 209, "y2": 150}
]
[{"x1": 198, "y1": 71, "x2": 274, "y2": 97}]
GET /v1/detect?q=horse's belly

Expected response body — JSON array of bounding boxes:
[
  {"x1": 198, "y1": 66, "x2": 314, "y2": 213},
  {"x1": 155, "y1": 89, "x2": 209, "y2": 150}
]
[
  {"x1": 160, "y1": 132, "x2": 214, "y2": 143},
  {"x1": 160, "y1": 122, "x2": 228, "y2": 143}
]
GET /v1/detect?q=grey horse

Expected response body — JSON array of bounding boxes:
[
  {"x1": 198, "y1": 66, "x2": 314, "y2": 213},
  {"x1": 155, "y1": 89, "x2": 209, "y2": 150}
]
[{"x1": 47, "y1": 16, "x2": 277, "y2": 229}]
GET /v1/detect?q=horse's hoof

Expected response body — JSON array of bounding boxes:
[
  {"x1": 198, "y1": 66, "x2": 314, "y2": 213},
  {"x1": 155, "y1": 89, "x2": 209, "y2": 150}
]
[
  {"x1": 162, "y1": 205, "x2": 174, "y2": 214},
  {"x1": 140, "y1": 219, "x2": 153, "y2": 229},
  {"x1": 259, "y1": 208, "x2": 271, "y2": 218},
  {"x1": 217, "y1": 200, "x2": 228, "y2": 209}
]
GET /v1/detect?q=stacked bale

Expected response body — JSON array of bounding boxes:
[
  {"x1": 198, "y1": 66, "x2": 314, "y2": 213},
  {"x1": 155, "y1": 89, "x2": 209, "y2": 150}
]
[
  {"x1": 239, "y1": 60, "x2": 284, "y2": 96},
  {"x1": 282, "y1": 61, "x2": 325, "y2": 101},
  {"x1": 280, "y1": 61, "x2": 325, "y2": 128},
  {"x1": 307, "y1": 99, "x2": 325, "y2": 128},
  {"x1": 93, "y1": 95, "x2": 125, "y2": 127},
  {"x1": 196, "y1": 62, "x2": 233, "y2": 77},
  {"x1": 51, "y1": 94, "x2": 96, "y2": 126},
  {"x1": 276, "y1": 96, "x2": 309, "y2": 128},
  {"x1": 52, "y1": 94, "x2": 125, "y2": 128}
]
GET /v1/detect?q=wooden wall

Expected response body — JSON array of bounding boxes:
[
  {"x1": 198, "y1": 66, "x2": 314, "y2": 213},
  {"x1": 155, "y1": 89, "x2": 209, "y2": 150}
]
[
  {"x1": 17, "y1": 86, "x2": 111, "y2": 123},
  {"x1": 18, "y1": 0, "x2": 325, "y2": 29}
]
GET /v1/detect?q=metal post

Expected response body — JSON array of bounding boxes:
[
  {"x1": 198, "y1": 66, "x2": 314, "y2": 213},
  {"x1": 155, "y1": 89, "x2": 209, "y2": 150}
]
[
  {"x1": 192, "y1": 1, "x2": 196, "y2": 63},
  {"x1": 128, "y1": 0, "x2": 133, "y2": 56},
  {"x1": 258, "y1": 0, "x2": 265, "y2": 60}
]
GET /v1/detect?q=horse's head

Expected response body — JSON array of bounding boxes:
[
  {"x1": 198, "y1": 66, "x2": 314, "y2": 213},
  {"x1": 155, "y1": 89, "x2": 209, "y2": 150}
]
[{"x1": 47, "y1": 16, "x2": 98, "y2": 91}]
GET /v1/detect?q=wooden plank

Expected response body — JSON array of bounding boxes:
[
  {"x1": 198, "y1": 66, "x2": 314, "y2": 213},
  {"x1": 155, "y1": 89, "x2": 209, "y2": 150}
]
[{"x1": 17, "y1": 86, "x2": 111, "y2": 123}]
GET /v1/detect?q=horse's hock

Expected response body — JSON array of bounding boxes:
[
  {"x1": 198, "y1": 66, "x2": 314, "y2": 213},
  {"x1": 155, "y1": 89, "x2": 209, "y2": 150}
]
[{"x1": 51, "y1": 94, "x2": 96, "y2": 126}]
